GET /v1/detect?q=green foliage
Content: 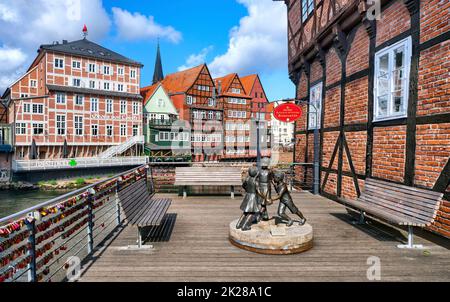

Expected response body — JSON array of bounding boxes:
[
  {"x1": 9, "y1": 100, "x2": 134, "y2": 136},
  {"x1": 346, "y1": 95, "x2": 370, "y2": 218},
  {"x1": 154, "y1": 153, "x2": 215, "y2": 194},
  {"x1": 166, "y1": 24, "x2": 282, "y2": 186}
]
[{"x1": 74, "y1": 178, "x2": 86, "y2": 186}]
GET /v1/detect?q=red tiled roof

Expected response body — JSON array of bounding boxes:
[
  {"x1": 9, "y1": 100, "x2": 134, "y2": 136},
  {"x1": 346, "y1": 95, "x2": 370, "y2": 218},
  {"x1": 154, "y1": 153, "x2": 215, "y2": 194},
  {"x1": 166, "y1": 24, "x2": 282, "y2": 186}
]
[
  {"x1": 140, "y1": 83, "x2": 160, "y2": 106},
  {"x1": 240, "y1": 74, "x2": 258, "y2": 96},
  {"x1": 161, "y1": 64, "x2": 205, "y2": 94},
  {"x1": 214, "y1": 73, "x2": 250, "y2": 98}
]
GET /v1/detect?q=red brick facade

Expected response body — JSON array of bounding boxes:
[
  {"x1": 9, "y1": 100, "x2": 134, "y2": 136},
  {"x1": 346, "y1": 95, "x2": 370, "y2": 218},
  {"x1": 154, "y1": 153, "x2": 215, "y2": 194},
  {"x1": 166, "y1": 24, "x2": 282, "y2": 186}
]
[
  {"x1": 283, "y1": 0, "x2": 450, "y2": 238},
  {"x1": 3, "y1": 39, "x2": 143, "y2": 160}
]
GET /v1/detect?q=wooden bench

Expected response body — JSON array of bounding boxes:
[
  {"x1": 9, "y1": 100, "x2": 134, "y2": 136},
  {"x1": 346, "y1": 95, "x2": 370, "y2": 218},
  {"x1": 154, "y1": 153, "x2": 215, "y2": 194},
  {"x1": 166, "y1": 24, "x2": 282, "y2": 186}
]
[
  {"x1": 340, "y1": 178, "x2": 443, "y2": 249},
  {"x1": 118, "y1": 178, "x2": 171, "y2": 247},
  {"x1": 174, "y1": 167, "x2": 242, "y2": 199}
]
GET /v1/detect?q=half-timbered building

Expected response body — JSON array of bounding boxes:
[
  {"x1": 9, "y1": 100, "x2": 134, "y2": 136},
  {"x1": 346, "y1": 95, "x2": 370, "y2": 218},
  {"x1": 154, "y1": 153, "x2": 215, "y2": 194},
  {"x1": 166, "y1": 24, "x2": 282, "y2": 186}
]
[{"x1": 275, "y1": 0, "x2": 450, "y2": 237}]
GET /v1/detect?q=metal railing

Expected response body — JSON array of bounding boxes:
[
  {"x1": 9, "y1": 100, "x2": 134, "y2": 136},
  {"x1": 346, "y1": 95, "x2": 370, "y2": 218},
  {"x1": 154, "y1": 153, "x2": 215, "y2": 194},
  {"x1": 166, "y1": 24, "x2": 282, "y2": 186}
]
[
  {"x1": 0, "y1": 165, "x2": 152, "y2": 282},
  {"x1": 98, "y1": 135, "x2": 145, "y2": 158},
  {"x1": 12, "y1": 156, "x2": 148, "y2": 172}
]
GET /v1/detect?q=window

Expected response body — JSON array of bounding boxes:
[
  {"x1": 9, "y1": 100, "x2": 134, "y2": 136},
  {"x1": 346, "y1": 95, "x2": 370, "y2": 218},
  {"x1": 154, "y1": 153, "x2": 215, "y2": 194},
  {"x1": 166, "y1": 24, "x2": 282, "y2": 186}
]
[
  {"x1": 231, "y1": 88, "x2": 241, "y2": 94},
  {"x1": 23, "y1": 103, "x2": 31, "y2": 113},
  {"x1": 88, "y1": 63, "x2": 96, "y2": 73},
  {"x1": 72, "y1": 78, "x2": 81, "y2": 87},
  {"x1": 117, "y1": 84, "x2": 124, "y2": 92},
  {"x1": 75, "y1": 94, "x2": 84, "y2": 106},
  {"x1": 15, "y1": 123, "x2": 26, "y2": 135},
  {"x1": 208, "y1": 111, "x2": 214, "y2": 119},
  {"x1": 308, "y1": 82, "x2": 322, "y2": 129},
  {"x1": 74, "y1": 116, "x2": 83, "y2": 136},
  {"x1": 56, "y1": 93, "x2": 66, "y2": 104},
  {"x1": 374, "y1": 37, "x2": 411, "y2": 121},
  {"x1": 89, "y1": 80, "x2": 96, "y2": 89},
  {"x1": 216, "y1": 112, "x2": 221, "y2": 120},
  {"x1": 90, "y1": 98, "x2": 98, "y2": 112},
  {"x1": 56, "y1": 115, "x2": 66, "y2": 135},
  {"x1": 120, "y1": 100, "x2": 127, "y2": 114},
  {"x1": 118, "y1": 67, "x2": 124, "y2": 76},
  {"x1": 54, "y1": 58, "x2": 64, "y2": 69},
  {"x1": 32, "y1": 104, "x2": 44, "y2": 114},
  {"x1": 208, "y1": 98, "x2": 215, "y2": 107},
  {"x1": 91, "y1": 124, "x2": 98, "y2": 136},
  {"x1": 130, "y1": 69, "x2": 136, "y2": 79},
  {"x1": 106, "y1": 125, "x2": 113, "y2": 137},
  {"x1": 197, "y1": 85, "x2": 210, "y2": 91},
  {"x1": 103, "y1": 82, "x2": 110, "y2": 90},
  {"x1": 302, "y1": 0, "x2": 314, "y2": 22},
  {"x1": 72, "y1": 60, "x2": 81, "y2": 69},
  {"x1": 30, "y1": 80, "x2": 37, "y2": 88},
  {"x1": 106, "y1": 99, "x2": 113, "y2": 113},
  {"x1": 133, "y1": 102, "x2": 139, "y2": 115},
  {"x1": 120, "y1": 124, "x2": 127, "y2": 136},
  {"x1": 186, "y1": 95, "x2": 193, "y2": 105},
  {"x1": 132, "y1": 125, "x2": 139, "y2": 136},
  {"x1": 20, "y1": 93, "x2": 29, "y2": 98},
  {"x1": 32, "y1": 123, "x2": 44, "y2": 135},
  {"x1": 103, "y1": 66, "x2": 111, "y2": 75}
]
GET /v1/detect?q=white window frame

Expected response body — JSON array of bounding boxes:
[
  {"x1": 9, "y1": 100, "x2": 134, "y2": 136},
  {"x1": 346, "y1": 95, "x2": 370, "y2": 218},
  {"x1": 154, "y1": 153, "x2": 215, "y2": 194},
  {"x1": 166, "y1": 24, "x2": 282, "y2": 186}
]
[
  {"x1": 56, "y1": 93, "x2": 66, "y2": 104},
  {"x1": 29, "y1": 79, "x2": 37, "y2": 88},
  {"x1": 106, "y1": 99, "x2": 113, "y2": 113},
  {"x1": 373, "y1": 36, "x2": 412, "y2": 122},
  {"x1": 23, "y1": 103, "x2": 31, "y2": 113},
  {"x1": 132, "y1": 125, "x2": 139, "y2": 136},
  {"x1": 132, "y1": 102, "x2": 139, "y2": 115},
  {"x1": 302, "y1": 0, "x2": 314, "y2": 22},
  {"x1": 15, "y1": 122, "x2": 26, "y2": 135},
  {"x1": 32, "y1": 123, "x2": 44, "y2": 135},
  {"x1": 118, "y1": 67, "x2": 124, "y2": 76},
  {"x1": 72, "y1": 60, "x2": 81, "y2": 69},
  {"x1": 56, "y1": 114, "x2": 66, "y2": 135},
  {"x1": 130, "y1": 69, "x2": 136, "y2": 79},
  {"x1": 32, "y1": 104, "x2": 44, "y2": 114},
  {"x1": 90, "y1": 98, "x2": 99, "y2": 112},
  {"x1": 72, "y1": 78, "x2": 81, "y2": 87},
  {"x1": 106, "y1": 125, "x2": 113, "y2": 137},
  {"x1": 54, "y1": 58, "x2": 64, "y2": 69},
  {"x1": 75, "y1": 94, "x2": 84, "y2": 106},
  {"x1": 186, "y1": 95, "x2": 193, "y2": 105},
  {"x1": 91, "y1": 124, "x2": 99, "y2": 137},
  {"x1": 308, "y1": 82, "x2": 322, "y2": 130},
  {"x1": 74, "y1": 116, "x2": 83, "y2": 136},
  {"x1": 120, "y1": 124, "x2": 127, "y2": 137},
  {"x1": 120, "y1": 100, "x2": 127, "y2": 114},
  {"x1": 88, "y1": 63, "x2": 96, "y2": 73},
  {"x1": 103, "y1": 65, "x2": 111, "y2": 75}
]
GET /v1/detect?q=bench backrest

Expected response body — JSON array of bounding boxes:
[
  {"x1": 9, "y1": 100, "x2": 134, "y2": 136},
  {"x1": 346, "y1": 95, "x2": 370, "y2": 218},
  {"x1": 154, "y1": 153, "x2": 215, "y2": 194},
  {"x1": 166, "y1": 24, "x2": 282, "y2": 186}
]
[
  {"x1": 174, "y1": 167, "x2": 243, "y2": 186},
  {"x1": 360, "y1": 178, "x2": 443, "y2": 225}
]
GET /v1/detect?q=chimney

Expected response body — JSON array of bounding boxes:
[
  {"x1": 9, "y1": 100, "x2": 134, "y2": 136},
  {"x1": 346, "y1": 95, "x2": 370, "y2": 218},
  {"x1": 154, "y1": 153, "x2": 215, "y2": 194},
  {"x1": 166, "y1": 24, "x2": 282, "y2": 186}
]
[{"x1": 218, "y1": 81, "x2": 222, "y2": 95}]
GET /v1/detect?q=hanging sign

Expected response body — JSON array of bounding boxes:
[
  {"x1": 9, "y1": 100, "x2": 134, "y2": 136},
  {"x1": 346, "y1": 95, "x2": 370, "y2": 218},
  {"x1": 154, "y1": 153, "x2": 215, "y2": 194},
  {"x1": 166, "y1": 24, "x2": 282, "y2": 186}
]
[{"x1": 273, "y1": 103, "x2": 303, "y2": 123}]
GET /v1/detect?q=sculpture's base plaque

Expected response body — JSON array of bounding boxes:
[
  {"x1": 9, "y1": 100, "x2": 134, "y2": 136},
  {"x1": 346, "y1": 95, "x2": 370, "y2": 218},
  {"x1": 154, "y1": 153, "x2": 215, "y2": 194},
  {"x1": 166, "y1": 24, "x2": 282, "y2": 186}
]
[{"x1": 229, "y1": 219, "x2": 313, "y2": 255}]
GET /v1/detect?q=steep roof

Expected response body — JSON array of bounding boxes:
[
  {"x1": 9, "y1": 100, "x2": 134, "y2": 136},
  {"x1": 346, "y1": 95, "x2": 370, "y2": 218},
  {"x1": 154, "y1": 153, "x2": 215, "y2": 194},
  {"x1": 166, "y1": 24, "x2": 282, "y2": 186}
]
[
  {"x1": 160, "y1": 64, "x2": 205, "y2": 94},
  {"x1": 214, "y1": 73, "x2": 237, "y2": 94},
  {"x1": 240, "y1": 74, "x2": 258, "y2": 96},
  {"x1": 141, "y1": 83, "x2": 160, "y2": 106},
  {"x1": 152, "y1": 43, "x2": 164, "y2": 84},
  {"x1": 39, "y1": 38, "x2": 143, "y2": 66}
]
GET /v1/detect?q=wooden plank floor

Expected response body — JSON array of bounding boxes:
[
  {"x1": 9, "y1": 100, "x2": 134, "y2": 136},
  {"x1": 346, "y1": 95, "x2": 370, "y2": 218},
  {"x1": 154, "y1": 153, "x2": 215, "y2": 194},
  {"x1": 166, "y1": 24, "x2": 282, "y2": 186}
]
[{"x1": 79, "y1": 192, "x2": 450, "y2": 282}]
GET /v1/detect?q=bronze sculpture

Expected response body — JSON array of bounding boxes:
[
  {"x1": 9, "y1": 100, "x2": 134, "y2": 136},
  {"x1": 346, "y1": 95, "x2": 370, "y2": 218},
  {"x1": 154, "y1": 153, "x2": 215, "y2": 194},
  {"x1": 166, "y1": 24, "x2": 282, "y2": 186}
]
[
  {"x1": 236, "y1": 167, "x2": 261, "y2": 231},
  {"x1": 271, "y1": 170, "x2": 306, "y2": 226},
  {"x1": 236, "y1": 158, "x2": 307, "y2": 231}
]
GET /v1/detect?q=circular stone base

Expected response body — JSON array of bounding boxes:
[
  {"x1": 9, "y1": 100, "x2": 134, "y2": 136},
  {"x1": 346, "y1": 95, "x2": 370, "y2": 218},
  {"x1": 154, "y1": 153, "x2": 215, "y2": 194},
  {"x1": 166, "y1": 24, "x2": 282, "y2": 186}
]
[{"x1": 229, "y1": 219, "x2": 313, "y2": 255}]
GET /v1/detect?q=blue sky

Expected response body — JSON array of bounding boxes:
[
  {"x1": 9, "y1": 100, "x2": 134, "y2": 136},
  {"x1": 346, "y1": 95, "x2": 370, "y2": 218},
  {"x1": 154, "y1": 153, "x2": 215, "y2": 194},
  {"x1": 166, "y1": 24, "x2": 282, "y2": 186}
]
[{"x1": 0, "y1": 0, "x2": 294, "y2": 101}]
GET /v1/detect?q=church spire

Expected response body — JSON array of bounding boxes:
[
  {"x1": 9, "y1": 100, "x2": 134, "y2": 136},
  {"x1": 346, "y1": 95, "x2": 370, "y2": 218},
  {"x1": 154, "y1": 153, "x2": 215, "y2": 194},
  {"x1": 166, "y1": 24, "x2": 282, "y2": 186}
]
[{"x1": 152, "y1": 41, "x2": 164, "y2": 84}]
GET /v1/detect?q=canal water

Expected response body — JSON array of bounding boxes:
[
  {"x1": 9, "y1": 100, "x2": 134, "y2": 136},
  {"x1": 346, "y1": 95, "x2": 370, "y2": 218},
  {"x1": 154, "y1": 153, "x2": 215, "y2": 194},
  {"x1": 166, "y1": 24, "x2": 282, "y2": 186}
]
[{"x1": 0, "y1": 190, "x2": 68, "y2": 219}]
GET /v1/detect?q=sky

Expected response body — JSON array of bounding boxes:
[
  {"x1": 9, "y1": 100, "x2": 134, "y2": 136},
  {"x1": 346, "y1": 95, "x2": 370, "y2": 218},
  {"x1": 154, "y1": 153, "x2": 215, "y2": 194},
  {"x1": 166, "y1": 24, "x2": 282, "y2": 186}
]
[{"x1": 0, "y1": 0, "x2": 294, "y2": 101}]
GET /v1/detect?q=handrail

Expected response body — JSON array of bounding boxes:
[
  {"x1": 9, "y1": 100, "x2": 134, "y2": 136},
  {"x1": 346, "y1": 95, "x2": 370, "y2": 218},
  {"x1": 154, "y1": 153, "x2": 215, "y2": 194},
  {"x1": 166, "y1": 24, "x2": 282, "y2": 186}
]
[
  {"x1": 0, "y1": 164, "x2": 152, "y2": 282},
  {"x1": 0, "y1": 165, "x2": 145, "y2": 225}
]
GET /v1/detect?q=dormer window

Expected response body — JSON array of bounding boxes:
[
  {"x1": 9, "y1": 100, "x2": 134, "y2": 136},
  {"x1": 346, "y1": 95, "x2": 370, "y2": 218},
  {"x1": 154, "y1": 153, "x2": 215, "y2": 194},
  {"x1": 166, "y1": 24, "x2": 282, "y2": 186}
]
[{"x1": 302, "y1": 0, "x2": 314, "y2": 22}]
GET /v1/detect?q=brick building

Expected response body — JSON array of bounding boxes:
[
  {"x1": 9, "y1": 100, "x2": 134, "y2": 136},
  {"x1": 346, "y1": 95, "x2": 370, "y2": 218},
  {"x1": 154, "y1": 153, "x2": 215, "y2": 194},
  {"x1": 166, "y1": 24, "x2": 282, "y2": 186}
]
[
  {"x1": 276, "y1": 0, "x2": 450, "y2": 237},
  {"x1": 0, "y1": 33, "x2": 145, "y2": 176}
]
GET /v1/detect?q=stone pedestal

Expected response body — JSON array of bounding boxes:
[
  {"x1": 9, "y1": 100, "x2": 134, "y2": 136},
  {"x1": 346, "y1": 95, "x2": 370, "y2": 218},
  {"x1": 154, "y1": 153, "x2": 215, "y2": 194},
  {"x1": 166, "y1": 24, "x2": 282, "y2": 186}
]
[{"x1": 229, "y1": 219, "x2": 313, "y2": 255}]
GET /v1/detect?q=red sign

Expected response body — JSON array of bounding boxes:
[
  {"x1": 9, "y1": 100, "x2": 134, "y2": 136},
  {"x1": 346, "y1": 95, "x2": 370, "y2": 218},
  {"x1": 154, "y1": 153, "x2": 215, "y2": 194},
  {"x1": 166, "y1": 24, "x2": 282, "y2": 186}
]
[{"x1": 273, "y1": 103, "x2": 303, "y2": 123}]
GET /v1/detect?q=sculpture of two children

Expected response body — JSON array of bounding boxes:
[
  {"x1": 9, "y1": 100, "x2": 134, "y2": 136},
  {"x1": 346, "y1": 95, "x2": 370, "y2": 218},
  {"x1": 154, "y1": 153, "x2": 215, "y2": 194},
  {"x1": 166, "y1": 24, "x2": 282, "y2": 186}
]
[{"x1": 236, "y1": 158, "x2": 306, "y2": 231}]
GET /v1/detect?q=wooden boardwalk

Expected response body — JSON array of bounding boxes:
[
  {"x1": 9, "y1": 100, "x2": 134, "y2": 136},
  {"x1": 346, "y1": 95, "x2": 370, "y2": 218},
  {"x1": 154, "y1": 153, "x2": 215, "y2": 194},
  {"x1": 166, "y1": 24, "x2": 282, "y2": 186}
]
[{"x1": 79, "y1": 192, "x2": 450, "y2": 282}]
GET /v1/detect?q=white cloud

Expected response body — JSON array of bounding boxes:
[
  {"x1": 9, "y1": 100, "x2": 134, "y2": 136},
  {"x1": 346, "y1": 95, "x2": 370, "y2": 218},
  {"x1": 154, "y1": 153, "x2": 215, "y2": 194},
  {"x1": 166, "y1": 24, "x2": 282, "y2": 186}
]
[
  {"x1": 208, "y1": 0, "x2": 288, "y2": 77},
  {"x1": 112, "y1": 7, "x2": 182, "y2": 43},
  {"x1": 178, "y1": 46, "x2": 214, "y2": 71},
  {"x1": 0, "y1": 0, "x2": 111, "y2": 93}
]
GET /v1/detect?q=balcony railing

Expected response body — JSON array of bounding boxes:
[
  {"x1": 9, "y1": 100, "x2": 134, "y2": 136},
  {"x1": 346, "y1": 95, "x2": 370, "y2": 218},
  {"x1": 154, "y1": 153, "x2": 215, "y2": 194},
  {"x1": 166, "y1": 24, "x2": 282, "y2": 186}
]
[
  {"x1": 148, "y1": 119, "x2": 175, "y2": 127},
  {"x1": 12, "y1": 156, "x2": 148, "y2": 172}
]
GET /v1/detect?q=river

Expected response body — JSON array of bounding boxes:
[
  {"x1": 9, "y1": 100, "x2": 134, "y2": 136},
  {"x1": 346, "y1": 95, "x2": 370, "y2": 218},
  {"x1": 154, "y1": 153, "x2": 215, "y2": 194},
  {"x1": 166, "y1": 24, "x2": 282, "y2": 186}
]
[{"x1": 0, "y1": 190, "x2": 69, "y2": 219}]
